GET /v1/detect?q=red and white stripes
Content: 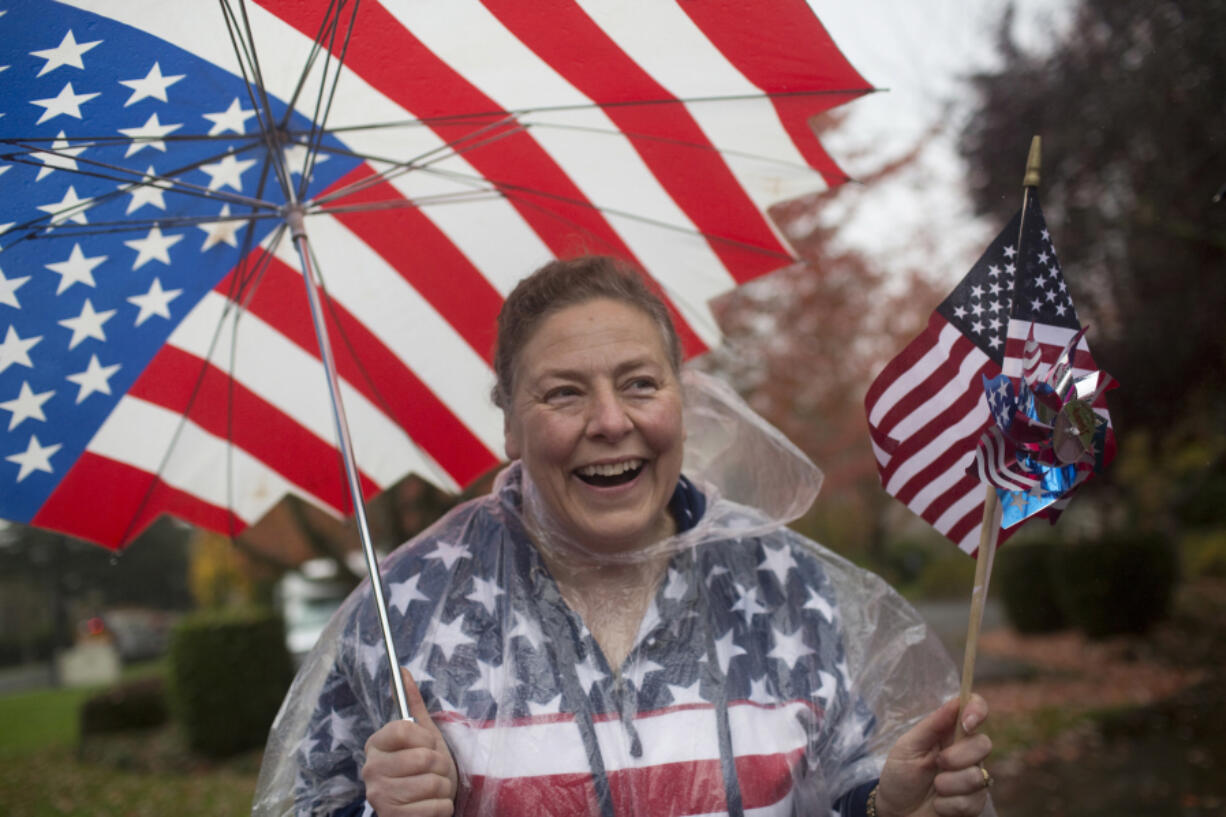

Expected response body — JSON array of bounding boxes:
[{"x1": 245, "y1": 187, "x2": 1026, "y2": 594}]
[
  {"x1": 864, "y1": 315, "x2": 997, "y2": 554},
  {"x1": 42, "y1": 1, "x2": 868, "y2": 546}
]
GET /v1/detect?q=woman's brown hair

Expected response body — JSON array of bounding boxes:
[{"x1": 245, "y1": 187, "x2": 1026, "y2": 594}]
[{"x1": 491, "y1": 255, "x2": 682, "y2": 411}]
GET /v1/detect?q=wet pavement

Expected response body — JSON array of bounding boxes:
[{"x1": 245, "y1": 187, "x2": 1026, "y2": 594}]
[
  {"x1": 913, "y1": 598, "x2": 1035, "y2": 682},
  {"x1": 0, "y1": 663, "x2": 55, "y2": 695}
]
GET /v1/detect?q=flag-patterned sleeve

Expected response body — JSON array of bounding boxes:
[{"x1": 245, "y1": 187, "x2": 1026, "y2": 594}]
[
  {"x1": 782, "y1": 531, "x2": 960, "y2": 813},
  {"x1": 289, "y1": 636, "x2": 376, "y2": 816},
  {"x1": 777, "y1": 538, "x2": 881, "y2": 811},
  {"x1": 287, "y1": 541, "x2": 460, "y2": 816},
  {"x1": 266, "y1": 497, "x2": 500, "y2": 817}
]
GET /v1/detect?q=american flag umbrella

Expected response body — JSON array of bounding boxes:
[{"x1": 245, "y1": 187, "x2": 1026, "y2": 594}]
[{"x1": 1, "y1": 0, "x2": 868, "y2": 712}]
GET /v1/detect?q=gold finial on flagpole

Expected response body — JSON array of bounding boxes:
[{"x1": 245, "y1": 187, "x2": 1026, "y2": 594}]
[{"x1": 1022, "y1": 135, "x2": 1042, "y2": 188}]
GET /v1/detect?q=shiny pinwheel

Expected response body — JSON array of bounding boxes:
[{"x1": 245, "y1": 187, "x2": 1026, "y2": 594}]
[{"x1": 971, "y1": 326, "x2": 1117, "y2": 529}]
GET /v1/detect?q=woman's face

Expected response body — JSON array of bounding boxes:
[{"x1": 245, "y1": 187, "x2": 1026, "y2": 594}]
[{"x1": 504, "y1": 298, "x2": 685, "y2": 555}]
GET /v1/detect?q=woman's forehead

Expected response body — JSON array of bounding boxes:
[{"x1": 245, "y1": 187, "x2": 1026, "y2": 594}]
[{"x1": 518, "y1": 299, "x2": 670, "y2": 369}]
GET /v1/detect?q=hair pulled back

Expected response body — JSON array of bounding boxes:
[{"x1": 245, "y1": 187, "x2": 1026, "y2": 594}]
[{"x1": 491, "y1": 255, "x2": 682, "y2": 411}]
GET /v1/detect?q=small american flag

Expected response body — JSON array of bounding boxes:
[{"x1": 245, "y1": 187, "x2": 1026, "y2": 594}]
[{"x1": 864, "y1": 195, "x2": 1113, "y2": 554}]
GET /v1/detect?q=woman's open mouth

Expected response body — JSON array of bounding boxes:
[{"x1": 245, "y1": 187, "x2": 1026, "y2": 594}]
[{"x1": 574, "y1": 458, "x2": 645, "y2": 487}]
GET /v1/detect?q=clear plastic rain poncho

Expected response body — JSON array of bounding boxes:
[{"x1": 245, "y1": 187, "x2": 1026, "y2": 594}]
[{"x1": 254, "y1": 371, "x2": 967, "y2": 817}]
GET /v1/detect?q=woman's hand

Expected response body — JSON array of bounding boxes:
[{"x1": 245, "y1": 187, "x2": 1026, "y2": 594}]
[
  {"x1": 874, "y1": 694, "x2": 993, "y2": 817},
  {"x1": 361, "y1": 668, "x2": 458, "y2": 817}
]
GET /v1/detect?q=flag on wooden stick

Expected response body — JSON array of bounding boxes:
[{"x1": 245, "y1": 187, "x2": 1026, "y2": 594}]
[{"x1": 864, "y1": 194, "x2": 1114, "y2": 554}]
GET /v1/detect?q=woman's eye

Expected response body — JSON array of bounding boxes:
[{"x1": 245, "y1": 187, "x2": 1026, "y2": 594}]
[{"x1": 626, "y1": 377, "x2": 657, "y2": 392}]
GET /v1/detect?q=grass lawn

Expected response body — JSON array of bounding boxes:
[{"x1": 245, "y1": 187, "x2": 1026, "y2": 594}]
[
  {"x1": 0, "y1": 663, "x2": 259, "y2": 817},
  {"x1": 0, "y1": 745, "x2": 258, "y2": 817},
  {"x1": 0, "y1": 685, "x2": 96, "y2": 754},
  {"x1": 0, "y1": 660, "x2": 167, "y2": 753}
]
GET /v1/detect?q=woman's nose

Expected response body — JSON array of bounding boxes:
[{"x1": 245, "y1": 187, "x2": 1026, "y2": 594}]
[{"x1": 586, "y1": 386, "x2": 633, "y2": 439}]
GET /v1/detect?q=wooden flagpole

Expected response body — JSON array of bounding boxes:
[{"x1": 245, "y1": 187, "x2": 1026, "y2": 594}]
[{"x1": 955, "y1": 135, "x2": 1042, "y2": 739}]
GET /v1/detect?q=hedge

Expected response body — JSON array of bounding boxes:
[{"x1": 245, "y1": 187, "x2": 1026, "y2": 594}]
[
  {"x1": 1052, "y1": 532, "x2": 1178, "y2": 638},
  {"x1": 996, "y1": 540, "x2": 1066, "y2": 633},
  {"x1": 167, "y1": 608, "x2": 293, "y2": 757},
  {"x1": 80, "y1": 676, "x2": 168, "y2": 736}
]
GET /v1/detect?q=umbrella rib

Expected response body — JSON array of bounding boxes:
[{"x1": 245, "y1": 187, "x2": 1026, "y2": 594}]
[
  {"x1": 308, "y1": 165, "x2": 793, "y2": 263},
  {"x1": 2, "y1": 133, "x2": 273, "y2": 145},
  {"x1": 421, "y1": 166, "x2": 798, "y2": 261},
  {"x1": 112, "y1": 220, "x2": 286, "y2": 547},
  {"x1": 244, "y1": 136, "x2": 404, "y2": 168},
  {"x1": 220, "y1": 228, "x2": 300, "y2": 537},
  {"x1": 312, "y1": 190, "x2": 505, "y2": 215},
  {"x1": 238, "y1": 116, "x2": 525, "y2": 211},
  {"x1": 522, "y1": 120, "x2": 823, "y2": 174},
  {"x1": 0, "y1": 155, "x2": 281, "y2": 249},
  {"x1": 0, "y1": 203, "x2": 280, "y2": 250},
  {"x1": 279, "y1": 0, "x2": 344, "y2": 119},
  {"x1": 221, "y1": 232, "x2": 285, "y2": 531},
  {"x1": 514, "y1": 87, "x2": 876, "y2": 117},
  {"x1": 313, "y1": 88, "x2": 878, "y2": 133},
  {"x1": 295, "y1": 0, "x2": 361, "y2": 200},
  {"x1": 235, "y1": 0, "x2": 311, "y2": 205},
  {"x1": 307, "y1": 90, "x2": 834, "y2": 211},
  {"x1": 505, "y1": 183, "x2": 796, "y2": 260},
  {"x1": 391, "y1": 115, "x2": 525, "y2": 171},
  {"x1": 287, "y1": 0, "x2": 344, "y2": 194},
  {"x1": 226, "y1": 164, "x2": 282, "y2": 309},
  {"x1": 300, "y1": 86, "x2": 835, "y2": 211},
  {"x1": 2, "y1": 211, "x2": 283, "y2": 245},
  {"x1": 309, "y1": 115, "x2": 525, "y2": 208},
  {"x1": 221, "y1": 163, "x2": 286, "y2": 317},
  {"x1": 219, "y1": 0, "x2": 297, "y2": 202},
  {"x1": 113, "y1": 222, "x2": 289, "y2": 545},
  {"x1": 1, "y1": 138, "x2": 283, "y2": 213}
]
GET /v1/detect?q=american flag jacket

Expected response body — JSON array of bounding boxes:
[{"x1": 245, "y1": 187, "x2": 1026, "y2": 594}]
[{"x1": 254, "y1": 462, "x2": 958, "y2": 817}]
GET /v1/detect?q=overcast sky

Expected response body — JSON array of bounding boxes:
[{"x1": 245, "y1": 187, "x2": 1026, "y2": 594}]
[{"x1": 805, "y1": 0, "x2": 1075, "y2": 283}]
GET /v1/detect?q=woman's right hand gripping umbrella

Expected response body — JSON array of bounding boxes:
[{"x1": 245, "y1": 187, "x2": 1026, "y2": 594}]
[{"x1": 362, "y1": 669, "x2": 457, "y2": 817}]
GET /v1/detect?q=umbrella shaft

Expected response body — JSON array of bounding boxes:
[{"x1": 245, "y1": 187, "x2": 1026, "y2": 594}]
[{"x1": 286, "y1": 206, "x2": 412, "y2": 723}]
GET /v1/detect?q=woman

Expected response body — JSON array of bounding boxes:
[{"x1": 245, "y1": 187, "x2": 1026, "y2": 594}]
[{"x1": 254, "y1": 256, "x2": 994, "y2": 817}]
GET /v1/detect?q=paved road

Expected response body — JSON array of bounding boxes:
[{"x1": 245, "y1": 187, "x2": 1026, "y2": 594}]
[
  {"x1": 915, "y1": 597, "x2": 1005, "y2": 650},
  {"x1": 914, "y1": 598, "x2": 1031, "y2": 682},
  {"x1": 0, "y1": 663, "x2": 55, "y2": 695}
]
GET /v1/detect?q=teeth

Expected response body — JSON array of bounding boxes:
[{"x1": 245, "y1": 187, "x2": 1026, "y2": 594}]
[{"x1": 577, "y1": 459, "x2": 643, "y2": 477}]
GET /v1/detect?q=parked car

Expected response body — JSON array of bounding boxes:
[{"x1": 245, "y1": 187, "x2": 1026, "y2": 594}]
[
  {"x1": 276, "y1": 558, "x2": 356, "y2": 665},
  {"x1": 101, "y1": 608, "x2": 178, "y2": 662}
]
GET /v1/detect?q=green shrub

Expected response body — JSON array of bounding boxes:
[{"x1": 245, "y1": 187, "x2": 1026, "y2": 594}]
[
  {"x1": 1052, "y1": 533, "x2": 1179, "y2": 638},
  {"x1": 167, "y1": 608, "x2": 293, "y2": 758},
  {"x1": 80, "y1": 676, "x2": 168, "y2": 736},
  {"x1": 1173, "y1": 473, "x2": 1226, "y2": 529},
  {"x1": 1183, "y1": 529, "x2": 1226, "y2": 579},
  {"x1": 996, "y1": 541, "x2": 1066, "y2": 633},
  {"x1": 912, "y1": 551, "x2": 978, "y2": 599},
  {"x1": 883, "y1": 539, "x2": 935, "y2": 587}
]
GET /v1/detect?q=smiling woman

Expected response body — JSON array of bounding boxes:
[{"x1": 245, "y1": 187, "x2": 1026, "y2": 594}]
[
  {"x1": 506, "y1": 296, "x2": 685, "y2": 559},
  {"x1": 497, "y1": 264, "x2": 692, "y2": 673},
  {"x1": 254, "y1": 256, "x2": 996, "y2": 817}
]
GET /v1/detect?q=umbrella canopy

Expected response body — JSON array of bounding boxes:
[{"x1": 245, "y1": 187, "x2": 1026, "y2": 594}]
[{"x1": 0, "y1": 0, "x2": 870, "y2": 549}]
